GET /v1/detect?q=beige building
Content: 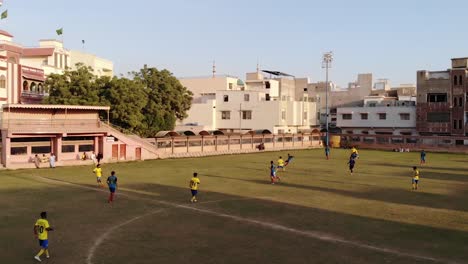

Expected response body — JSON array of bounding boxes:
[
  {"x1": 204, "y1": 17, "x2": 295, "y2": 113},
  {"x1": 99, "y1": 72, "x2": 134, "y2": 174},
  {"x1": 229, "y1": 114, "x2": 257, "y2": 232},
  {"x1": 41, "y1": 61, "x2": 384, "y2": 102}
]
[
  {"x1": 178, "y1": 71, "x2": 319, "y2": 134},
  {"x1": 70, "y1": 50, "x2": 113, "y2": 77}
]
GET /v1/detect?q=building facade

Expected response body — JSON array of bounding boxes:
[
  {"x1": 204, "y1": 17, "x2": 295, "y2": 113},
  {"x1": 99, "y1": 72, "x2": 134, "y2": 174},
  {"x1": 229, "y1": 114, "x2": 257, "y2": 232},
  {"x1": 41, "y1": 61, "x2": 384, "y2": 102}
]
[
  {"x1": 417, "y1": 58, "x2": 468, "y2": 136},
  {"x1": 337, "y1": 95, "x2": 416, "y2": 136},
  {"x1": 178, "y1": 72, "x2": 319, "y2": 134}
]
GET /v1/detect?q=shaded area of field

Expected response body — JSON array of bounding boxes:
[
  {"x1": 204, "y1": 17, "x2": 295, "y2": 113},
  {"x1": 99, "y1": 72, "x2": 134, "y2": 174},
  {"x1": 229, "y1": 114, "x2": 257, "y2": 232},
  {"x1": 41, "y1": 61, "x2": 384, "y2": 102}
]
[{"x1": 1, "y1": 149, "x2": 468, "y2": 263}]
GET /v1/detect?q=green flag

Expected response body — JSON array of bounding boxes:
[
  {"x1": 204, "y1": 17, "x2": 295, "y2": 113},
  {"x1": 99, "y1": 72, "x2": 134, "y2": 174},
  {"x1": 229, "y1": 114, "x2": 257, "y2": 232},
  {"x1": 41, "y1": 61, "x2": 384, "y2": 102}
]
[
  {"x1": 1, "y1": 10, "x2": 7, "y2": 20},
  {"x1": 56, "y1": 28, "x2": 63, "y2": 35}
]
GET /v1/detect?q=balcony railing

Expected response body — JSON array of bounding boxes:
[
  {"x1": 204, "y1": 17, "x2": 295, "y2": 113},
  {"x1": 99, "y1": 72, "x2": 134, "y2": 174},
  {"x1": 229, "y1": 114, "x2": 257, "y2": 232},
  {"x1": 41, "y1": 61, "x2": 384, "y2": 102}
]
[
  {"x1": 21, "y1": 91, "x2": 49, "y2": 98},
  {"x1": 1, "y1": 119, "x2": 104, "y2": 132}
]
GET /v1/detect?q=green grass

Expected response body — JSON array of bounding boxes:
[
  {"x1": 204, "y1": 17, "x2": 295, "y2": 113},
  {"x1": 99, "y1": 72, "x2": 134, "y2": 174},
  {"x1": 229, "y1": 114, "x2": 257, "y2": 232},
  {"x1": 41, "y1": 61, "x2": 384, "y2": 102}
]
[{"x1": 1, "y1": 149, "x2": 468, "y2": 263}]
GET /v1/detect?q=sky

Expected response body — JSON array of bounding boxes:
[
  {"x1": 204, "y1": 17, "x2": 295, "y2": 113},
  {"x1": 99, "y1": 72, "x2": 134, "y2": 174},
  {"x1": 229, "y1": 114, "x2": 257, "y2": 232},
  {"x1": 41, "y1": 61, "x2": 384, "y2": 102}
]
[{"x1": 3, "y1": 0, "x2": 468, "y2": 87}]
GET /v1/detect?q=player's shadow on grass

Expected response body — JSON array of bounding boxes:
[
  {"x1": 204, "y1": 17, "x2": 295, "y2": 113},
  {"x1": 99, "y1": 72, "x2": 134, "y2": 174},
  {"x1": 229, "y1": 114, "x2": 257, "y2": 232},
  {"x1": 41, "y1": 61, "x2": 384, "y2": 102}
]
[
  {"x1": 367, "y1": 163, "x2": 468, "y2": 182},
  {"x1": 7, "y1": 177, "x2": 468, "y2": 263},
  {"x1": 245, "y1": 179, "x2": 468, "y2": 212}
]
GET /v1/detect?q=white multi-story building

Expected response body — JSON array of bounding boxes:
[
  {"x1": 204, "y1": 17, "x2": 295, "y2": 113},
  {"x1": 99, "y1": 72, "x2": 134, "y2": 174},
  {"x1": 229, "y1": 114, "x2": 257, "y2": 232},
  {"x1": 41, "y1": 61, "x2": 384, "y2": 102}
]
[
  {"x1": 178, "y1": 72, "x2": 319, "y2": 134},
  {"x1": 337, "y1": 95, "x2": 416, "y2": 135},
  {"x1": 22, "y1": 40, "x2": 71, "y2": 76},
  {"x1": 21, "y1": 40, "x2": 113, "y2": 77}
]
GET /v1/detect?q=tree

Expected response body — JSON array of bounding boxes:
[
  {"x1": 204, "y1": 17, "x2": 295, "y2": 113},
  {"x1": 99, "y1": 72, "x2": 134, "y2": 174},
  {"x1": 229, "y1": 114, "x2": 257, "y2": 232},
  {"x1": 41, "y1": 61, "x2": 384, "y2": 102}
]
[
  {"x1": 45, "y1": 63, "x2": 104, "y2": 106},
  {"x1": 44, "y1": 64, "x2": 192, "y2": 137},
  {"x1": 132, "y1": 65, "x2": 193, "y2": 137},
  {"x1": 102, "y1": 77, "x2": 147, "y2": 134}
]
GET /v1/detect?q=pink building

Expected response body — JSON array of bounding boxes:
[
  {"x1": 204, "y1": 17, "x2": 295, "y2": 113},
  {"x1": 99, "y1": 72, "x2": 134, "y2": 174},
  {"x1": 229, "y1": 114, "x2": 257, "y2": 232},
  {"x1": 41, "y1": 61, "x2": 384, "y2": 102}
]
[{"x1": 0, "y1": 30, "x2": 159, "y2": 168}]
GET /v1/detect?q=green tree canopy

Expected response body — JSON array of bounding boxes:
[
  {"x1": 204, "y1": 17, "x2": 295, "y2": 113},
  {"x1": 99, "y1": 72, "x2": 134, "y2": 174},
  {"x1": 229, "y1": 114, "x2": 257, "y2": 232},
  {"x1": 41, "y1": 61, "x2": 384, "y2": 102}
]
[{"x1": 44, "y1": 64, "x2": 192, "y2": 137}]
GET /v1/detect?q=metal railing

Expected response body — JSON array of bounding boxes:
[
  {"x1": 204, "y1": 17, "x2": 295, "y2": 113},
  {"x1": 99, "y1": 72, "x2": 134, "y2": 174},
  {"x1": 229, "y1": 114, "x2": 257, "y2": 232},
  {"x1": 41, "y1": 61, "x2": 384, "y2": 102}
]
[
  {"x1": 337, "y1": 133, "x2": 468, "y2": 152},
  {"x1": 1, "y1": 119, "x2": 103, "y2": 131},
  {"x1": 151, "y1": 133, "x2": 322, "y2": 154}
]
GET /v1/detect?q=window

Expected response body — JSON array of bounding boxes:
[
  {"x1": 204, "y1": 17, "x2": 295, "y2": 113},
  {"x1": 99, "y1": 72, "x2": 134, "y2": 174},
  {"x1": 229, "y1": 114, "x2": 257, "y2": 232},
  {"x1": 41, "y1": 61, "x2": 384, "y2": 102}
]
[
  {"x1": 400, "y1": 113, "x2": 410, "y2": 120},
  {"x1": 342, "y1": 114, "x2": 352, "y2": 120},
  {"x1": 303, "y1": 88, "x2": 308, "y2": 92},
  {"x1": 303, "y1": 111, "x2": 307, "y2": 120},
  {"x1": 79, "y1": 145, "x2": 94, "y2": 152},
  {"x1": 265, "y1": 81, "x2": 270, "y2": 89},
  {"x1": 362, "y1": 131, "x2": 369, "y2": 134},
  {"x1": 331, "y1": 117, "x2": 337, "y2": 122},
  {"x1": 281, "y1": 110, "x2": 286, "y2": 120},
  {"x1": 454, "y1": 97, "x2": 457, "y2": 107},
  {"x1": 62, "y1": 145, "x2": 75, "y2": 153},
  {"x1": 427, "y1": 112, "x2": 450, "y2": 123},
  {"x1": 460, "y1": 75, "x2": 463, "y2": 86},
  {"x1": 265, "y1": 94, "x2": 270, "y2": 101},
  {"x1": 244, "y1": 94, "x2": 250, "y2": 101},
  {"x1": 428, "y1": 93, "x2": 447, "y2": 102},
  {"x1": 369, "y1": 103, "x2": 376, "y2": 107},
  {"x1": 454, "y1": 76, "x2": 458, "y2": 86},
  {"x1": 459, "y1": 97, "x2": 463, "y2": 107},
  {"x1": 54, "y1": 53, "x2": 58, "y2": 67},
  {"x1": 11, "y1": 147, "x2": 27, "y2": 155},
  {"x1": 0, "y1": 75, "x2": 5, "y2": 88},
  {"x1": 221, "y1": 111, "x2": 230, "y2": 120},
  {"x1": 30, "y1": 82, "x2": 37, "y2": 93},
  {"x1": 22, "y1": 81, "x2": 29, "y2": 91},
  {"x1": 360, "y1": 113, "x2": 368, "y2": 120},
  {"x1": 378, "y1": 113, "x2": 387, "y2": 120},
  {"x1": 228, "y1": 83, "x2": 233, "y2": 90},
  {"x1": 223, "y1": 95, "x2": 229, "y2": 102},
  {"x1": 32, "y1": 146, "x2": 51, "y2": 154},
  {"x1": 242, "y1": 110, "x2": 252, "y2": 120},
  {"x1": 459, "y1": 120, "x2": 463, "y2": 129},
  {"x1": 454, "y1": 120, "x2": 457, "y2": 129},
  {"x1": 341, "y1": 114, "x2": 353, "y2": 120}
]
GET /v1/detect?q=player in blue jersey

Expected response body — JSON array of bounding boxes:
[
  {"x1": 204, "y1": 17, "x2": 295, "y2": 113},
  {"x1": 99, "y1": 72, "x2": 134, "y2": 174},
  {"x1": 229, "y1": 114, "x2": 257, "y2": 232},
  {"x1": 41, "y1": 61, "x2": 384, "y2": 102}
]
[{"x1": 107, "y1": 171, "x2": 118, "y2": 203}]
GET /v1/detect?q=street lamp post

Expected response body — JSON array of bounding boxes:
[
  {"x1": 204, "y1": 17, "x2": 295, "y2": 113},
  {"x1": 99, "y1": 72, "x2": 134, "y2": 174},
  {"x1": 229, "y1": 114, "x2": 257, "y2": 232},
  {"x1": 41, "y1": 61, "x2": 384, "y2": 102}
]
[{"x1": 322, "y1": 51, "x2": 333, "y2": 150}]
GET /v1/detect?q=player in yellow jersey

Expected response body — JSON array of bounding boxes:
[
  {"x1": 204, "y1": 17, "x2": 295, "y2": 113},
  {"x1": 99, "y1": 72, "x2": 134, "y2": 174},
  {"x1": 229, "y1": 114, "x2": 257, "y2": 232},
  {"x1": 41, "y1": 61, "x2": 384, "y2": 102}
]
[
  {"x1": 33, "y1": 211, "x2": 54, "y2": 262},
  {"x1": 277, "y1": 156, "x2": 285, "y2": 171},
  {"x1": 93, "y1": 164, "x2": 103, "y2": 187},
  {"x1": 412, "y1": 166, "x2": 420, "y2": 190},
  {"x1": 189, "y1": 172, "x2": 201, "y2": 203}
]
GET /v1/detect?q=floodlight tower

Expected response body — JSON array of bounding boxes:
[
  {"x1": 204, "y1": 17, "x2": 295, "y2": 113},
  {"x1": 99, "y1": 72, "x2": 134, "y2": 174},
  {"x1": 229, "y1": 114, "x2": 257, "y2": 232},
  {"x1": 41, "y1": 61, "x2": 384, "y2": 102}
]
[{"x1": 322, "y1": 51, "x2": 333, "y2": 149}]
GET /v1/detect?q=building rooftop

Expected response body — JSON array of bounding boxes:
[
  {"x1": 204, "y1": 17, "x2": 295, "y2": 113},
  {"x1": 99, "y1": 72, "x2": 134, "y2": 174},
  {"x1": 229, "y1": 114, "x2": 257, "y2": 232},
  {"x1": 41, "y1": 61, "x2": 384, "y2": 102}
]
[
  {"x1": 2, "y1": 104, "x2": 110, "y2": 111},
  {"x1": 0, "y1": 30, "x2": 13, "y2": 38},
  {"x1": 23, "y1": 47, "x2": 55, "y2": 57}
]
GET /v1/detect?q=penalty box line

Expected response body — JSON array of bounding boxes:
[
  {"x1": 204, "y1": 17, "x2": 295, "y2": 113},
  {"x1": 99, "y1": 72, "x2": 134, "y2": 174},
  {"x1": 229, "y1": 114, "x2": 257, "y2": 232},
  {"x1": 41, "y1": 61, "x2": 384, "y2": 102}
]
[{"x1": 37, "y1": 176, "x2": 454, "y2": 264}]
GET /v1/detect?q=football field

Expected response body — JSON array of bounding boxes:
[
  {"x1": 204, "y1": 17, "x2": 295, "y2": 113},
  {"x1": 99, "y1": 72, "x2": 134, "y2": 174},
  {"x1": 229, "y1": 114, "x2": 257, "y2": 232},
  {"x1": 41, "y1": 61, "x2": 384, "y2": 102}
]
[{"x1": 1, "y1": 149, "x2": 468, "y2": 264}]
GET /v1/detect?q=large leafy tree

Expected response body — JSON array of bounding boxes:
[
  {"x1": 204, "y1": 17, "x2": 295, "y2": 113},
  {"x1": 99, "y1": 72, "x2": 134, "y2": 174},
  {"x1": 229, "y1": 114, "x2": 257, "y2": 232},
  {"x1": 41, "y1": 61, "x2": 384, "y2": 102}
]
[
  {"x1": 44, "y1": 64, "x2": 192, "y2": 137},
  {"x1": 132, "y1": 65, "x2": 193, "y2": 136},
  {"x1": 45, "y1": 63, "x2": 104, "y2": 105}
]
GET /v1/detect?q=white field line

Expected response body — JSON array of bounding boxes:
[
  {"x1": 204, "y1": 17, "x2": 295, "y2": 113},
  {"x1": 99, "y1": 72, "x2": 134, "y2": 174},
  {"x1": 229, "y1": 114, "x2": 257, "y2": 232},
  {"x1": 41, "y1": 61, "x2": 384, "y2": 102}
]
[
  {"x1": 197, "y1": 197, "x2": 271, "y2": 204},
  {"x1": 37, "y1": 176, "x2": 456, "y2": 264},
  {"x1": 86, "y1": 209, "x2": 164, "y2": 264}
]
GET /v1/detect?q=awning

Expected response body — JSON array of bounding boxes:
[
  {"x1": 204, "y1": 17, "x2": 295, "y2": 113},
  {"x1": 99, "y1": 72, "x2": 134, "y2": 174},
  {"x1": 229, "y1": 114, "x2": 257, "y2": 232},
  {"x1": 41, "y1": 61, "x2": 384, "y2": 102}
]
[{"x1": 23, "y1": 74, "x2": 46, "y2": 82}]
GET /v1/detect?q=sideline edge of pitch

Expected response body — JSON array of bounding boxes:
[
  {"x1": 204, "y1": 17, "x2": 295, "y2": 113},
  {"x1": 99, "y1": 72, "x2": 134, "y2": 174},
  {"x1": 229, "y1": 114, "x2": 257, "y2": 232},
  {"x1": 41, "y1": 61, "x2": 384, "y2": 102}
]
[{"x1": 36, "y1": 176, "x2": 456, "y2": 264}]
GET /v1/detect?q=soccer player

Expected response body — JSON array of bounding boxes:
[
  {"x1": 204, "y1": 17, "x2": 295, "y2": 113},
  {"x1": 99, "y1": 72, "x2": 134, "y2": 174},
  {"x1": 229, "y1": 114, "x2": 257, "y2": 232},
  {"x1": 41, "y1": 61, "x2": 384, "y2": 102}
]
[
  {"x1": 93, "y1": 164, "x2": 103, "y2": 187},
  {"x1": 33, "y1": 211, "x2": 54, "y2": 262},
  {"x1": 412, "y1": 166, "x2": 420, "y2": 190},
  {"x1": 351, "y1": 147, "x2": 359, "y2": 159},
  {"x1": 284, "y1": 153, "x2": 294, "y2": 166},
  {"x1": 277, "y1": 156, "x2": 285, "y2": 171},
  {"x1": 269, "y1": 161, "x2": 279, "y2": 184},
  {"x1": 420, "y1": 150, "x2": 426, "y2": 165},
  {"x1": 348, "y1": 157, "x2": 356, "y2": 175},
  {"x1": 189, "y1": 172, "x2": 201, "y2": 203},
  {"x1": 107, "y1": 171, "x2": 118, "y2": 203}
]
